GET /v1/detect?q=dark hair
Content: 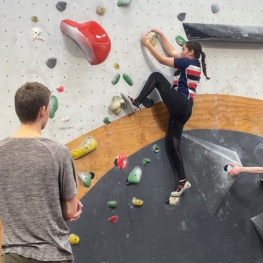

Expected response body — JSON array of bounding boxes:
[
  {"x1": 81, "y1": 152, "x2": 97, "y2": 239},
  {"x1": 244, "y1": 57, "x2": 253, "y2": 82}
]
[
  {"x1": 15, "y1": 82, "x2": 51, "y2": 123},
  {"x1": 185, "y1": 41, "x2": 210, "y2": 80}
]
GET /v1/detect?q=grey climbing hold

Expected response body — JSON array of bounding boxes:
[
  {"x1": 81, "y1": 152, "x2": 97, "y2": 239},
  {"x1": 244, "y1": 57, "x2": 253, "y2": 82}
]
[
  {"x1": 46, "y1": 58, "x2": 57, "y2": 69},
  {"x1": 251, "y1": 212, "x2": 263, "y2": 241},
  {"x1": 181, "y1": 133, "x2": 241, "y2": 215},
  {"x1": 211, "y1": 4, "x2": 220, "y2": 14},
  {"x1": 177, "y1": 12, "x2": 186, "y2": 22},
  {"x1": 56, "y1": 1, "x2": 67, "y2": 12}
]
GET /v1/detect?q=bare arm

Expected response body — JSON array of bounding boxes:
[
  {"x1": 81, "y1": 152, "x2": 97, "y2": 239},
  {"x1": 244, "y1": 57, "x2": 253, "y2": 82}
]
[
  {"x1": 142, "y1": 33, "x2": 175, "y2": 67},
  {"x1": 151, "y1": 28, "x2": 181, "y2": 58},
  {"x1": 229, "y1": 163, "x2": 263, "y2": 177},
  {"x1": 62, "y1": 195, "x2": 81, "y2": 221}
]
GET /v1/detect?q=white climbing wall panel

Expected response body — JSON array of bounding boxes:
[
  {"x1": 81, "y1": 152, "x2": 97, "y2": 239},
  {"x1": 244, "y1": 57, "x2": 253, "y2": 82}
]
[{"x1": 0, "y1": 0, "x2": 263, "y2": 144}]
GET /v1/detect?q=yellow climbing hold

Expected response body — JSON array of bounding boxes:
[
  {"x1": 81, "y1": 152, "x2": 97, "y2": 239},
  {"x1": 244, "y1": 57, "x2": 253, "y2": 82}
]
[
  {"x1": 68, "y1": 234, "x2": 80, "y2": 245},
  {"x1": 132, "y1": 197, "x2": 144, "y2": 206},
  {"x1": 71, "y1": 135, "x2": 98, "y2": 160},
  {"x1": 148, "y1": 32, "x2": 157, "y2": 47},
  {"x1": 31, "y1": 16, "x2": 38, "y2": 22},
  {"x1": 114, "y1": 63, "x2": 120, "y2": 69},
  {"x1": 96, "y1": 5, "x2": 106, "y2": 16}
]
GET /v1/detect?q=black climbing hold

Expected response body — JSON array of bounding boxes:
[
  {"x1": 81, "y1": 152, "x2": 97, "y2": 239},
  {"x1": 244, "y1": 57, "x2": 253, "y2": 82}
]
[
  {"x1": 56, "y1": 1, "x2": 67, "y2": 12},
  {"x1": 89, "y1": 172, "x2": 95, "y2": 179},
  {"x1": 46, "y1": 58, "x2": 57, "y2": 69},
  {"x1": 183, "y1": 23, "x2": 263, "y2": 43}
]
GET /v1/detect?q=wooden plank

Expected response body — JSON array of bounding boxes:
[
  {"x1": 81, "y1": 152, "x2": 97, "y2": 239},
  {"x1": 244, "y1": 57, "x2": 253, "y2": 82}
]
[{"x1": 66, "y1": 94, "x2": 263, "y2": 200}]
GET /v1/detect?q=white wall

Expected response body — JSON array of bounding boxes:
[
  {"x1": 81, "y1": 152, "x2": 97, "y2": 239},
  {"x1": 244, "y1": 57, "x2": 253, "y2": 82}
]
[{"x1": 1, "y1": 0, "x2": 263, "y2": 144}]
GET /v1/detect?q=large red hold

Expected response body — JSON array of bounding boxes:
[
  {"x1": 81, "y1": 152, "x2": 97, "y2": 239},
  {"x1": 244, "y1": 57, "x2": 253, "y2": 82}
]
[{"x1": 60, "y1": 19, "x2": 111, "y2": 65}]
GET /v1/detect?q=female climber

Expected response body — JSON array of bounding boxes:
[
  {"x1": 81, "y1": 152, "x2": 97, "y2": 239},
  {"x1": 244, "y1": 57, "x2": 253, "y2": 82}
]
[{"x1": 128, "y1": 28, "x2": 210, "y2": 200}]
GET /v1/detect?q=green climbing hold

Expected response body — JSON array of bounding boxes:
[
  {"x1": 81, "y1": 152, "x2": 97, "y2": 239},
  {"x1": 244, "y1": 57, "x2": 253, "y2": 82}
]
[
  {"x1": 126, "y1": 166, "x2": 142, "y2": 185},
  {"x1": 117, "y1": 0, "x2": 132, "y2": 7},
  {"x1": 175, "y1": 35, "x2": 186, "y2": 46},
  {"x1": 103, "y1": 117, "x2": 111, "y2": 124},
  {"x1": 49, "y1": 95, "x2": 58, "y2": 119},
  {"x1": 142, "y1": 158, "x2": 151, "y2": 166},
  {"x1": 123, "y1": 73, "x2": 133, "y2": 86},
  {"x1": 111, "y1": 73, "x2": 120, "y2": 85},
  {"x1": 152, "y1": 144, "x2": 160, "y2": 153},
  {"x1": 107, "y1": 201, "x2": 117, "y2": 208},
  {"x1": 78, "y1": 172, "x2": 95, "y2": 187}
]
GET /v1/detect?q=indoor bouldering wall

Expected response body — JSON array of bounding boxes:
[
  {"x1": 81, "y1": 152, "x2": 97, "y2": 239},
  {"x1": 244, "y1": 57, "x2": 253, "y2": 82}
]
[
  {"x1": 0, "y1": 0, "x2": 263, "y2": 144},
  {"x1": 1, "y1": 1, "x2": 263, "y2": 263}
]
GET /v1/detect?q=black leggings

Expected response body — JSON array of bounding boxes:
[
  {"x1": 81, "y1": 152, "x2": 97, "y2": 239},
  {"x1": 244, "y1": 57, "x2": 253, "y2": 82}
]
[{"x1": 136, "y1": 72, "x2": 193, "y2": 182}]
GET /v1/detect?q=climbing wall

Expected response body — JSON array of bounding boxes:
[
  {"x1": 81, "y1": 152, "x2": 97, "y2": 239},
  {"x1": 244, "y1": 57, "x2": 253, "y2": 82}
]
[
  {"x1": 1, "y1": 1, "x2": 263, "y2": 262},
  {"x1": 0, "y1": 0, "x2": 263, "y2": 144},
  {"x1": 69, "y1": 130, "x2": 263, "y2": 263}
]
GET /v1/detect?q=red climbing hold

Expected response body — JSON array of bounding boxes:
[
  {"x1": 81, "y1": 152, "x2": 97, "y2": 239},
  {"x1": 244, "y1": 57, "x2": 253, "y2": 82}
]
[
  {"x1": 108, "y1": 215, "x2": 118, "y2": 224},
  {"x1": 116, "y1": 153, "x2": 128, "y2": 169},
  {"x1": 60, "y1": 19, "x2": 111, "y2": 65},
  {"x1": 56, "y1": 86, "x2": 64, "y2": 92}
]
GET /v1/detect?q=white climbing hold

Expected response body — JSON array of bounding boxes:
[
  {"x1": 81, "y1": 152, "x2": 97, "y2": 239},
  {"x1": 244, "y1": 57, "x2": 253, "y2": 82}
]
[
  {"x1": 62, "y1": 116, "x2": 70, "y2": 122},
  {"x1": 31, "y1": 28, "x2": 45, "y2": 41},
  {"x1": 169, "y1": 196, "x2": 179, "y2": 206}
]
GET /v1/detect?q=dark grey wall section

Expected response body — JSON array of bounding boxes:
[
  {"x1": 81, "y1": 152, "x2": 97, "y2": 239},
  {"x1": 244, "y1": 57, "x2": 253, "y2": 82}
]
[{"x1": 69, "y1": 130, "x2": 263, "y2": 263}]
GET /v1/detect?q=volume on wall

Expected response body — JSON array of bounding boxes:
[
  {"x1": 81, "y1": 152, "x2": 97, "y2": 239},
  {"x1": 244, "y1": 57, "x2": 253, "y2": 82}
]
[{"x1": 1, "y1": 0, "x2": 263, "y2": 263}]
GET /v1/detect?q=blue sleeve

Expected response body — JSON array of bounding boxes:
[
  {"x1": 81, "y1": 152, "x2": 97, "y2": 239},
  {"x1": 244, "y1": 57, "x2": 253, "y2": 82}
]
[{"x1": 174, "y1": 58, "x2": 192, "y2": 69}]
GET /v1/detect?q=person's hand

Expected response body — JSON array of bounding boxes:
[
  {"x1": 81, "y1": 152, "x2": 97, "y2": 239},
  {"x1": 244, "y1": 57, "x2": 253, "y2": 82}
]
[
  {"x1": 68, "y1": 200, "x2": 83, "y2": 222},
  {"x1": 150, "y1": 27, "x2": 163, "y2": 35},
  {"x1": 141, "y1": 33, "x2": 151, "y2": 47},
  {"x1": 228, "y1": 163, "x2": 242, "y2": 177}
]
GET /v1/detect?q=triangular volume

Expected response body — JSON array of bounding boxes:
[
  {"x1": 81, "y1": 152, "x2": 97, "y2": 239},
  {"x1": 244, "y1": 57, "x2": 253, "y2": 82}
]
[
  {"x1": 251, "y1": 213, "x2": 263, "y2": 241},
  {"x1": 183, "y1": 23, "x2": 263, "y2": 43},
  {"x1": 182, "y1": 133, "x2": 242, "y2": 215}
]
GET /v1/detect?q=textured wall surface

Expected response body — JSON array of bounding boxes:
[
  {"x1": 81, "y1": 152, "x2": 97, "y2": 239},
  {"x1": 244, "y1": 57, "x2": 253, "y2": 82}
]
[{"x1": 1, "y1": 0, "x2": 263, "y2": 144}]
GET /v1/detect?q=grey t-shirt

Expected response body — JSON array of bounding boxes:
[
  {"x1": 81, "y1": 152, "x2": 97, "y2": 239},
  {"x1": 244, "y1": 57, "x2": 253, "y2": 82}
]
[{"x1": 0, "y1": 137, "x2": 77, "y2": 261}]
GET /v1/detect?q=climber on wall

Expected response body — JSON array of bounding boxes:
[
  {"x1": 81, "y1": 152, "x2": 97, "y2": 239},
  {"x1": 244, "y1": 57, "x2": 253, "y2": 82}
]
[{"x1": 128, "y1": 28, "x2": 210, "y2": 203}]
